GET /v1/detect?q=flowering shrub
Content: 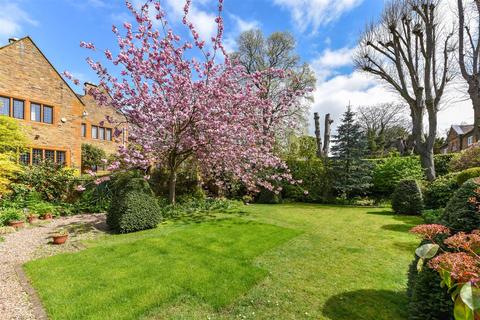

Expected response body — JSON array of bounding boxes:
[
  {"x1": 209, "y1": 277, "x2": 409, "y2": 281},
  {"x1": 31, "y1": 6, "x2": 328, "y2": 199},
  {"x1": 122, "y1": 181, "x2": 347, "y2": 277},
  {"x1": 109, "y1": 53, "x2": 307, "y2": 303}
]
[{"x1": 412, "y1": 224, "x2": 480, "y2": 319}]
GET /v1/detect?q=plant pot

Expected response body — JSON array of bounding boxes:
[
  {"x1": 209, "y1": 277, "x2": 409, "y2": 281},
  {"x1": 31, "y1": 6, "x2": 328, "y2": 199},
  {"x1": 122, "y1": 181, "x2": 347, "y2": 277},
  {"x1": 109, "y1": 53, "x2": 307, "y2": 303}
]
[
  {"x1": 40, "y1": 213, "x2": 53, "y2": 220},
  {"x1": 27, "y1": 215, "x2": 38, "y2": 224},
  {"x1": 8, "y1": 220, "x2": 24, "y2": 229},
  {"x1": 52, "y1": 234, "x2": 68, "y2": 245}
]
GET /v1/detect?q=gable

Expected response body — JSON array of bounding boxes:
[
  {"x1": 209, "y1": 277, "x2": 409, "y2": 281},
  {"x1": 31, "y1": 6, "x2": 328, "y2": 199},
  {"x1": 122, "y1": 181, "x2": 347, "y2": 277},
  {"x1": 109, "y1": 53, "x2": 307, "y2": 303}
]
[{"x1": 0, "y1": 37, "x2": 84, "y2": 106}]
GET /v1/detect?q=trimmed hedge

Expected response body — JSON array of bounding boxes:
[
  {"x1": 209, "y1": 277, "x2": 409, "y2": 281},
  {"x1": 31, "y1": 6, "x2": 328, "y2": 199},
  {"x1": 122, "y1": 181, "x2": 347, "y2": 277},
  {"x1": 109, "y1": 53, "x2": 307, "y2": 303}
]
[
  {"x1": 283, "y1": 159, "x2": 330, "y2": 202},
  {"x1": 457, "y1": 167, "x2": 480, "y2": 186},
  {"x1": 108, "y1": 190, "x2": 161, "y2": 233},
  {"x1": 440, "y1": 178, "x2": 480, "y2": 233},
  {"x1": 423, "y1": 173, "x2": 459, "y2": 209},
  {"x1": 449, "y1": 146, "x2": 480, "y2": 172},
  {"x1": 434, "y1": 154, "x2": 455, "y2": 177},
  {"x1": 391, "y1": 180, "x2": 424, "y2": 215}
]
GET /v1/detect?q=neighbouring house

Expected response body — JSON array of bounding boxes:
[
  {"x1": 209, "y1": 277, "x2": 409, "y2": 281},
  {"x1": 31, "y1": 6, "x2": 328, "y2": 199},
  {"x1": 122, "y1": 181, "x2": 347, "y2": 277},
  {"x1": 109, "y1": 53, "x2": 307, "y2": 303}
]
[
  {"x1": 0, "y1": 36, "x2": 126, "y2": 169},
  {"x1": 441, "y1": 125, "x2": 477, "y2": 154}
]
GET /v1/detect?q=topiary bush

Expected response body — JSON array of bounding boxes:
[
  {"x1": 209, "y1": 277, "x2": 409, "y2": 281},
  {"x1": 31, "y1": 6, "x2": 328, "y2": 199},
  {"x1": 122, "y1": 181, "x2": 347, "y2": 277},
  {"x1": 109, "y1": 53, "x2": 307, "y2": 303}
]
[
  {"x1": 423, "y1": 173, "x2": 459, "y2": 209},
  {"x1": 107, "y1": 190, "x2": 161, "y2": 233},
  {"x1": 456, "y1": 167, "x2": 480, "y2": 186},
  {"x1": 372, "y1": 156, "x2": 424, "y2": 197},
  {"x1": 439, "y1": 178, "x2": 480, "y2": 233},
  {"x1": 407, "y1": 250, "x2": 453, "y2": 320},
  {"x1": 391, "y1": 180, "x2": 424, "y2": 215}
]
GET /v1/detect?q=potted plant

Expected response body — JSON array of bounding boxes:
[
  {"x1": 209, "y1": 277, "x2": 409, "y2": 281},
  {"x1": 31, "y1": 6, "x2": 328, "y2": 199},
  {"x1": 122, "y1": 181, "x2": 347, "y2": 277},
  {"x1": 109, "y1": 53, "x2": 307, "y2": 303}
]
[
  {"x1": 52, "y1": 229, "x2": 69, "y2": 245},
  {"x1": 31, "y1": 202, "x2": 55, "y2": 220},
  {"x1": 27, "y1": 213, "x2": 39, "y2": 224},
  {"x1": 1, "y1": 208, "x2": 25, "y2": 229}
]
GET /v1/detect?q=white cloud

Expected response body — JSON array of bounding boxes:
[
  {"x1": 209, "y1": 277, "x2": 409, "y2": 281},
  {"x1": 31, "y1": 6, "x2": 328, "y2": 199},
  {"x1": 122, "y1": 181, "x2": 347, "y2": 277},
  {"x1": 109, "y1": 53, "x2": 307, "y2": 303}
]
[
  {"x1": 0, "y1": 1, "x2": 37, "y2": 42},
  {"x1": 272, "y1": 0, "x2": 363, "y2": 33},
  {"x1": 311, "y1": 46, "x2": 356, "y2": 81},
  {"x1": 223, "y1": 15, "x2": 261, "y2": 53}
]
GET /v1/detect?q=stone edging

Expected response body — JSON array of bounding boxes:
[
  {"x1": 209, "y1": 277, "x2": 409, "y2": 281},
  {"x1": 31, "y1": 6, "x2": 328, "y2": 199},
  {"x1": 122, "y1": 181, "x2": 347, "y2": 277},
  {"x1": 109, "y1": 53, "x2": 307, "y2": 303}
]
[{"x1": 14, "y1": 265, "x2": 48, "y2": 320}]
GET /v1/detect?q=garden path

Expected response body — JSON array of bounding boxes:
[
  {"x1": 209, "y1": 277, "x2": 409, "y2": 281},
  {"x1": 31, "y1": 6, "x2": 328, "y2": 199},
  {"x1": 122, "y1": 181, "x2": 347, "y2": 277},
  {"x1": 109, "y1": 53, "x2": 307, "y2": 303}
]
[{"x1": 0, "y1": 214, "x2": 107, "y2": 320}]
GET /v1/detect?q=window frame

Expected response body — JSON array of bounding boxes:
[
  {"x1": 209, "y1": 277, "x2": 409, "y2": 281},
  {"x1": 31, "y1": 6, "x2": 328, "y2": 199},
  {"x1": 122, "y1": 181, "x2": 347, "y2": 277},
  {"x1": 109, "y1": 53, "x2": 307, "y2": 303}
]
[
  {"x1": 12, "y1": 99, "x2": 25, "y2": 119},
  {"x1": 0, "y1": 96, "x2": 10, "y2": 116},
  {"x1": 30, "y1": 102, "x2": 42, "y2": 122},
  {"x1": 468, "y1": 136, "x2": 474, "y2": 146},
  {"x1": 81, "y1": 123, "x2": 87, "y2": 137},
  {"x1": 42, "y1": 105, "x2": 53, "y2": 124},
  {"x1": 106, "y1": 128, "x2": 112, "y2": 141},
  {"x1": 91, "y1": 125, "x2": 98, "y2": 139}
]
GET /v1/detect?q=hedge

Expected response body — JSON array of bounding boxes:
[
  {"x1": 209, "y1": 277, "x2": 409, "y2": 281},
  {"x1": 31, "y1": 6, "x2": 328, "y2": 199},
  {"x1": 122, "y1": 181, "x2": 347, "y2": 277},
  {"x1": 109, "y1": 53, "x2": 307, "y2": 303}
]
[
  {"x1": 423, "y1": 173, "x2": 459, "y2": 209},
  {"x1": 371, "y1": 156, "x2": 424, "y2": 196},
  {"x1": 457, "y1": 167, "x2": 480, "y2": 186},
  {"x1": 283, "y1": 159, "x2": 330, "y2": 202}
]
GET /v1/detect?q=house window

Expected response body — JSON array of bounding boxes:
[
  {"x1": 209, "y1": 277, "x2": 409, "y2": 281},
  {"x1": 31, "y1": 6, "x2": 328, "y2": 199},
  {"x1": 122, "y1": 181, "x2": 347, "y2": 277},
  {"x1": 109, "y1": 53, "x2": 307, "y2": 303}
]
[
  {"x1": 91, "y1": 126, "x2": 98, "y2": 139},
  {"x1": 468, "y1": 136, "x2": 474, "y2": 146},
  {"x1": 13, "y1": 99, "x2": 24, "y2": 119},
  {"x1": 19, "y1": 152, "x2": 30, "y2": 165},
  {"x1": 32, "y1": 149, "x2": 43, "y2": 165},
  {"x1": 30, "y1": 103, "x2": 41, "y2": 122},
  {"x1": 56, "y1": 151, "x2": 66, "y2": 165},
  {"x1": 99, "y1": 127, "x2": 105, "y2": 140},
  {"x1": 81, "y1": 123, "x2": 87, "y2": 137},
  {"x1": 43, "y1": 105, "x2": 53, "y2": 124},
  {"x1": 106, "y1": 128, "x2": 112, "y2": 141},
  {"x1": 0, "y1": 96, "x2": 10, "y2": 116},
  {"x1": 45, "y1": 150, "x2": 55, "y2": 162}
]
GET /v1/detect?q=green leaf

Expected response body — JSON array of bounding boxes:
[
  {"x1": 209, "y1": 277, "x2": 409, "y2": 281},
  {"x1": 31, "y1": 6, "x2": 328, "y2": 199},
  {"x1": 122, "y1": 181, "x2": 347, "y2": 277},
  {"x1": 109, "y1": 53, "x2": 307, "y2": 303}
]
[
  {"x1": 415, "y1": 243, "x2": 439, "y2": 259},
  {"x1": 454, "y1": 297, "x2": 471, "y2": 320},
  {"x1": 417, "y1": 258, "x2": 424, "y2": 272},
  {"x1": 460, "y1": 282, "x2": 480, "y2": 311}
]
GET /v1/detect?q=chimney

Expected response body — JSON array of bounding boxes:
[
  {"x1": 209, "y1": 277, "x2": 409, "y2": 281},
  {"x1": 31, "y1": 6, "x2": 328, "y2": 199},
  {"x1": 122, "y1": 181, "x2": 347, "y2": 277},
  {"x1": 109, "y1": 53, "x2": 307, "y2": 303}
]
[{"x1": 8, "y1": 37, "x2": 19, "y2": 44}]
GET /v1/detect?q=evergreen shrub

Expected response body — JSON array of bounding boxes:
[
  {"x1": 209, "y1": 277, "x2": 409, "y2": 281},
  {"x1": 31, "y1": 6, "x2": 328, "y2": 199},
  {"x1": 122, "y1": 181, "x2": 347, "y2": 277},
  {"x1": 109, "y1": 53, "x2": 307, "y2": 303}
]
[{"x1": 391, "y1": 180, "x2": 424, "y2": 215}]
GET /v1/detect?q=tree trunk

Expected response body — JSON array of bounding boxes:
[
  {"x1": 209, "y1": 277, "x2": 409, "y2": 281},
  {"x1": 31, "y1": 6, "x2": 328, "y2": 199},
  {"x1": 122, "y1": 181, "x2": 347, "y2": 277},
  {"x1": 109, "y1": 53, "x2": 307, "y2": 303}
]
[
  {"x1": 468, "y1": 81, "x2": 480, "y2": 141},
  {"x1": 418, "y1": 146, "x2": 436, "y2": 181},
  {"x1": 314, "y1": 112, "x2": 323, "y2": 158},
  {"x1": 168, "y1": 170, "x2": 177, "y2": 205},
  {"x1": 323, "y1": 113, "x2": 333, "y2": 156}
]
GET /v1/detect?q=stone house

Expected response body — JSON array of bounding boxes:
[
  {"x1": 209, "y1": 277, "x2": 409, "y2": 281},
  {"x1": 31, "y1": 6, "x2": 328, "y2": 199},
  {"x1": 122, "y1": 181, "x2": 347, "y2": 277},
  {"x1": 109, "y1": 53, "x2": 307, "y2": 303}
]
[
  {"x1": 0, "y1": 36, "x2": 126, "y2": 170},
  {"x1": 441, "y1": 125, "x2": 477, "y2": 154}
]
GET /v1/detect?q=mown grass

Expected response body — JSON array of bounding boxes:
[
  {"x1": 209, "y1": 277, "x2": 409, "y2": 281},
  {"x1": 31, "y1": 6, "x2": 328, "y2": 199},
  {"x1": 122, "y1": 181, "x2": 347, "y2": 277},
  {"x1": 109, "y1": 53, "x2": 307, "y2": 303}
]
[{"x1": 24, "y1": 204, "x2": 422, "y2": 319}]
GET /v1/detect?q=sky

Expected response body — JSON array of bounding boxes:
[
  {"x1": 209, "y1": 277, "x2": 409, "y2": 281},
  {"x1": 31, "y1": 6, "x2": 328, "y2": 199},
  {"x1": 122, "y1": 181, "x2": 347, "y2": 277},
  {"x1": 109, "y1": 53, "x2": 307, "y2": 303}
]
[{"x1": 0, "y1": 0, "x2": 473, "y2": 136}]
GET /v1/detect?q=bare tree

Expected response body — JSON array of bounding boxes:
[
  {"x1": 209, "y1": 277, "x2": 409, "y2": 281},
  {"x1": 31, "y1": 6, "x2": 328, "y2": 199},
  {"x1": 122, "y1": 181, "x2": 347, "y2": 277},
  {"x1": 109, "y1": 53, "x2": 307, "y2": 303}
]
[
  {"x1": 357, "y1": 103, "x2": 410, "y2": 156},
  {"x1": 314, "y1": 112, "x2": 323, "y2": 157},
  {"x1": 233, "y1": 30, "x2": 316, "y2": 140},
  {"x1": 458, "y1": 0, "x2": 480, "y2": 139},
  {"x1": 323, "y1": 113, "x2": 333, "y2": 156},
  {"x1": 355, "y1": 0, "x2": 455, "y2": 180}
]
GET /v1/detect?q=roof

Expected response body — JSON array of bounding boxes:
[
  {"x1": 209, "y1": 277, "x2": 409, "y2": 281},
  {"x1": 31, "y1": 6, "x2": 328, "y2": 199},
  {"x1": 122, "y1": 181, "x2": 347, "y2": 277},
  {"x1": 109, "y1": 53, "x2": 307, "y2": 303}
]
[
  {"x1": 451, "y1": 124, "x2": 474, "y2": 135},
  {"x1": 0, "y1": 36, "x2": 85, "y2": 106}
]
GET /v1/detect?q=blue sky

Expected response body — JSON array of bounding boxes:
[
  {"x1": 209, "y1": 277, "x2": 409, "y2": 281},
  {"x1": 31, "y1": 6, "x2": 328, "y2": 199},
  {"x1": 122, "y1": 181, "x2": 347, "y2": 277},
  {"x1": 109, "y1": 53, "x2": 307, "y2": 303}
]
[{"x1": 0, "y1": 0, "x2": 472, "y2": 134}]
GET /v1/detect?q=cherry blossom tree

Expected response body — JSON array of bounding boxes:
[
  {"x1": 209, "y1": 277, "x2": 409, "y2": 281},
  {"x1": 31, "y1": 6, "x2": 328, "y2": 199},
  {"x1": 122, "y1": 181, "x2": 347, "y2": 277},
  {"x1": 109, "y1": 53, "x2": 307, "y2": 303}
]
[{"x1": 67, "y1": 0, "x2": 310, "y2": 204}]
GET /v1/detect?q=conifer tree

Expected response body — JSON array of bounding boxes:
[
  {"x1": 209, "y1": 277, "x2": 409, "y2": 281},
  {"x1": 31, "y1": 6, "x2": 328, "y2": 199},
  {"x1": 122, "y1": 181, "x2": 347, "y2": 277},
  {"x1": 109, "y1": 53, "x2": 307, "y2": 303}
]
[{"x1": 331, "y1": 106, "x2": 372, "y2": 199}]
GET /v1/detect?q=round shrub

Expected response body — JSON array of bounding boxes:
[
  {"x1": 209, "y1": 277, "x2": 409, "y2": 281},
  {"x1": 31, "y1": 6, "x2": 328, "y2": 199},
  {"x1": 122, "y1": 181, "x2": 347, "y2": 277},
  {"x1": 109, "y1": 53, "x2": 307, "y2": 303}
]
[
  {"x1": 372, "y1": 156, "x2": 424, "y2": 196},
  {"x1": 440, "y1": 178, "x2": 480, "y2": 233},
  {"x1": 423, "y1": 173, "x2": 459, "y2": 209},
  {"x1": 449, "y1": 146, "x2": 480, "y2": 171},
  {"x1": 391, "y1": 180, "x2": 424, "y2": 215},
  {"x1": 457, "y1": 167, "x2": 480, "y2": 186},
  {"x1": 421, "y1": 208, "x2": 444, "y2": 224},
  {"x1": 107, "y1": 190, "x2": 161, "y2": 233},
  {"x1": 407, "y1": 253, "x2": 453, "y2": 320},
  {"x1": 256, "y1": 189, "x2": 282, "y2": 204}
]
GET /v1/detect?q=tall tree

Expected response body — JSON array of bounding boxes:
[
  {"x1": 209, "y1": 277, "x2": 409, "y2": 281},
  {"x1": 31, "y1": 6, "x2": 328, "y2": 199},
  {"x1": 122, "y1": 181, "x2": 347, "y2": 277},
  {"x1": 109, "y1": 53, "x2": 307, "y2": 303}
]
[
  {"x1": 356, "y1": 0, "x2": 455, "y2": 181},
  {"x1": 458, "y1": 0, "x2": 480, "y2": 140},
  {"x1": 71, "y1": 0, "x2": 307, "y2": 204},
  {"x1": 357, "y1": 103, "x2": 410, "y2": 157},
  {"x1": 331, "y1": 106, "x2": 372, "y2": 199},
  {"x1": 232, "y1": 29, "x2": 316, "y2": 140}
]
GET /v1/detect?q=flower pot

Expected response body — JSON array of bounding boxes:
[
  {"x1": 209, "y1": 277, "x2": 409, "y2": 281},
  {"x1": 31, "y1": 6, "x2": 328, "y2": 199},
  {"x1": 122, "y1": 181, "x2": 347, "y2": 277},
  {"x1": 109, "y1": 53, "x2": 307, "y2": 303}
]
[
  {"x1": 40, "y1": 213, "x2": 53, "y2": 220},
  {"x1": 27, "y1": 215, "x2": 38, "y2": 224},
  {"x1": 8, "y1": 220, "x2": 24, "y2": 229},
  {"x1": 52, "y1": 234, "x2": 68, "y2": 245}
]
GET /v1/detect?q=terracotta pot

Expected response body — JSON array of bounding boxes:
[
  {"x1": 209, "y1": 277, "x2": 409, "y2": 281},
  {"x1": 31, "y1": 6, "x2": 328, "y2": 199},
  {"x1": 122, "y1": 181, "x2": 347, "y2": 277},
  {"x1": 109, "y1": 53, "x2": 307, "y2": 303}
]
[
  {"x1": 27, "y1": 216, "x2": 38, "y2": 224},
  {"x1": 52, "y1": 234, "x2": 68, "y2": 245},
  {"x1": 40, "y1": 213, "x2": 53, "y2": 220},
  {"x1": 8, "y1": 220, "x2": 24, "y2": 229}
]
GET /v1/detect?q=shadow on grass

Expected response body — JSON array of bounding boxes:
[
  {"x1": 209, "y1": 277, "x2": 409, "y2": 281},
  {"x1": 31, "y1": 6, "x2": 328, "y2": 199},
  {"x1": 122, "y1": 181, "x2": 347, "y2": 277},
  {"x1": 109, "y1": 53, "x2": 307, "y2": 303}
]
[
  {"x1": 166, "y1": 209, "x2": 249, "y2": 225},
  {"x1": 381, "y1": 223, "x2": 417, "y2": 233},
  {"x1": 322, "y1": 290, "x2": 408, "y2": 320}
]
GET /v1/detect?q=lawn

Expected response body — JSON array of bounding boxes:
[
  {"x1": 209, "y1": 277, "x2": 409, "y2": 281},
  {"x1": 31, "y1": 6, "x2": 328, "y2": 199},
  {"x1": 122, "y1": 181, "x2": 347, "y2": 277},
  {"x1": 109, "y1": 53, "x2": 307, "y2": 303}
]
[{"x1": 24, "y1": 204, "x2": 422, "y2": 320}]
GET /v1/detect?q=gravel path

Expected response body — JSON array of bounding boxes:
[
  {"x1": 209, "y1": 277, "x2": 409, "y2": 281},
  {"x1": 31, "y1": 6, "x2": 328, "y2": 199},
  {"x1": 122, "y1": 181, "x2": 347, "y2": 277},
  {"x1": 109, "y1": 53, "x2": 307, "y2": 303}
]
[{"x1": 0, "y1": 214, "x2": 107, "y2": 320}]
